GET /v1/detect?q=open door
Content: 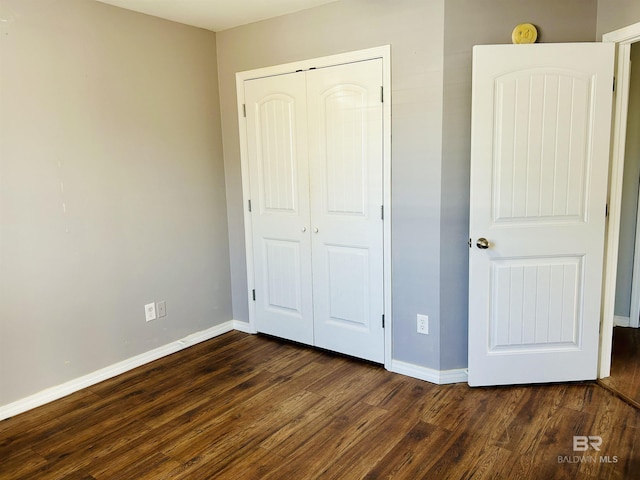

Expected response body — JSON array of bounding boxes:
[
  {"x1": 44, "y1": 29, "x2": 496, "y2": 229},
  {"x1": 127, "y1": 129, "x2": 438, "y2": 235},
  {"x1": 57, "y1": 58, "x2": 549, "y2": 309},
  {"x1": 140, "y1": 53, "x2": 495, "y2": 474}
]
[{"x1": 468, "y1": 43, "x2": 615, "y2": 386}]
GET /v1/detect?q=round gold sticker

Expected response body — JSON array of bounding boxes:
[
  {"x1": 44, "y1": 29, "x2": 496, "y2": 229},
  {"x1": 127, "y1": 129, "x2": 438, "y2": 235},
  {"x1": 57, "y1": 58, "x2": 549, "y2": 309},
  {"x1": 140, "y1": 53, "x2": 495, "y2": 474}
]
[{"x1": 512, "y1": 23, "x2": 538, "y2": 44}]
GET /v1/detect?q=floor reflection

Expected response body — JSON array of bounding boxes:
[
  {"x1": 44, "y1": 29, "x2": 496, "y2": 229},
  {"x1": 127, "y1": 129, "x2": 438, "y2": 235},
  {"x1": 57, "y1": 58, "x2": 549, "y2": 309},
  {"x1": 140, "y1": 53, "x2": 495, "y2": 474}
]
[{"x1": 598, "y1": 326, "x2": 640, "y2": 409}]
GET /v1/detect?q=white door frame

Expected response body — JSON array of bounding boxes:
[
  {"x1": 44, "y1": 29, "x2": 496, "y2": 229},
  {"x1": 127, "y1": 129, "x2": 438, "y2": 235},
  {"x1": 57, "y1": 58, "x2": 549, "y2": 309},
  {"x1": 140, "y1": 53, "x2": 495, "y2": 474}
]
[
  {"x1": 235, "y1": 46, "x2": 393, "y2": 368},
  {"x1": 630, "y1": 186, "x2": 640, "y2": 328},
  {"x1": 601, "y1": 22, "x2": 640, "y2": 377}
]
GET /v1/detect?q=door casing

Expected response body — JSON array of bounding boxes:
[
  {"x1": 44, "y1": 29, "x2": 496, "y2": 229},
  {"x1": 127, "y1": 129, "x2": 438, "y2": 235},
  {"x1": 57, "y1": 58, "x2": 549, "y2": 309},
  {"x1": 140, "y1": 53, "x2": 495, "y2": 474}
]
[
  {"x1": 601, "y1": 21, "x2": 640, "y2": 377},
  {"x1": 235, "y1": 46, "x2": 392, "y2": 368}
]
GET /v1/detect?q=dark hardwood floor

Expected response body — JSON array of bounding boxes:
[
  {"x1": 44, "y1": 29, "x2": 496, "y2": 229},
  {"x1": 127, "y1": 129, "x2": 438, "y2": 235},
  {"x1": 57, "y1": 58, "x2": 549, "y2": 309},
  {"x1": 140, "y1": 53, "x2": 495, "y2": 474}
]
[
  {"x1": 599, "y1": 326, "x2": 640, "y2": 409},
  {"x1": 1, "y1": 331, "x2": 639, "y2": 479}
]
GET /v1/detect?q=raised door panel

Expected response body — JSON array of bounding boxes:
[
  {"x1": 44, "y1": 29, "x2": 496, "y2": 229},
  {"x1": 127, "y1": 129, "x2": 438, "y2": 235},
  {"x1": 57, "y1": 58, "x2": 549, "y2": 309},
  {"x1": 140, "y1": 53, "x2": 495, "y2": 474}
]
[
  {"x1": 493, "y1": 70, "x2": 592, "y2": 223},
  {"x1": 325, "y1": 245, "x2": 370, "y2": 330},
  {"x1": 256, "y1": 94, "x2": 300, "y2": 213},
  {"x1": 323, "y1": 86, "x2": 369, "y2": 216},
  {"x1": 490, "y1": 257, "x2": 582, "y2": 351}
]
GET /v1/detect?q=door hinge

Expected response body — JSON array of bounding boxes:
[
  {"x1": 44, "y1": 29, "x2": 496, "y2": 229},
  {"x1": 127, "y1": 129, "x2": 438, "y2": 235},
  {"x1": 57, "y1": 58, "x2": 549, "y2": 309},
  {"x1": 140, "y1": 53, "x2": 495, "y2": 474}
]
[
  {"x1": 468, "y1": 238, "x2": 472, "y2": 248},
  {"x1": 381, "y1": 205, "x2": 384, "y2": 220},
  {"x1": 613, "y1": 77, "x2": 616, "y2": 92},
  {"x1": 606, "y1": 203, "x2": 609, "y2": 217},
  {"x1": 243, "y1": 104, "x2": 247, "y2": 117},
  {"x1": 252, "y1": 289, "x2": 256, "y2": 301},
  {"x1": 380, "y1": 86, "x2": 384, "y2": 103},
  {"x1": 382, "y1": 314, "x2": 385, "y2": 328},
  {"x1": 248, "y1": 199, "x2": 252, "y2": 212}
]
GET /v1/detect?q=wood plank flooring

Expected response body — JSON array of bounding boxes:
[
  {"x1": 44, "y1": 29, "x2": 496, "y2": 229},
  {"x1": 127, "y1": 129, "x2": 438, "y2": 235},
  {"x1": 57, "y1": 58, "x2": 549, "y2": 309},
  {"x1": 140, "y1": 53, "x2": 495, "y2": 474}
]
[
  {"x1": 599, "y1": 326, "x2": 640, "y2": 409},
  {"x1": 1, "y1": 331, "x2": 639, "y2": 479}
]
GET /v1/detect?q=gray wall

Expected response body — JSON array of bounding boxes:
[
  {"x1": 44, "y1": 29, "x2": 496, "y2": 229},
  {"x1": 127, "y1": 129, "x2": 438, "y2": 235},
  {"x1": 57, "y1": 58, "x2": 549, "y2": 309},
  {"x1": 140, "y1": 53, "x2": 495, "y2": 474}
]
[
  {"x1": 0, "y1": 0, "x2": 231, "y2": 406},
  {"x1": 440, "y1": 0, "x2": 597, "y2": 370},
  {"x1": 597, "y1": 0, "x2": 640, "y2": 38},
  {"x1": 615, "y1": 44, "x2": 640, "y2": 317},
  {"x1": 217, "y1": 0, "x2": 447, "y2": 369}
]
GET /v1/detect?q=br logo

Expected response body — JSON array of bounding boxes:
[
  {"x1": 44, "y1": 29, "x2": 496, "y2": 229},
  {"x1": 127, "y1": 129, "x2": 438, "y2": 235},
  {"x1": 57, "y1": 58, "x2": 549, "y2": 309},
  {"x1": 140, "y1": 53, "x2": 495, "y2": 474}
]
[{"x1": 573, "y1": 436, "x2": 602, "y2": 452}]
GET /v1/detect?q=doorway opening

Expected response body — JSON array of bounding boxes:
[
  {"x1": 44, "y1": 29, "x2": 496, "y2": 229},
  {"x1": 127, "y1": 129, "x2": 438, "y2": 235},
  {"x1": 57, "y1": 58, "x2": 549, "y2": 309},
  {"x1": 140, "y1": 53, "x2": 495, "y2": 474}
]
[{"x1": 600, "y1": 22, "x2": 640, "y2": 407}]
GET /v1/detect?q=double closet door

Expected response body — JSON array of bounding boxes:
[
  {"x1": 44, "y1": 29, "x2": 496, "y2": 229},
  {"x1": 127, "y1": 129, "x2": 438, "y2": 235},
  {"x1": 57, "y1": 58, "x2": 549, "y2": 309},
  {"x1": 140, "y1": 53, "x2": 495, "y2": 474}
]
[{"x1": 244, "y1": 58, "x2": 384, "y2": 363}]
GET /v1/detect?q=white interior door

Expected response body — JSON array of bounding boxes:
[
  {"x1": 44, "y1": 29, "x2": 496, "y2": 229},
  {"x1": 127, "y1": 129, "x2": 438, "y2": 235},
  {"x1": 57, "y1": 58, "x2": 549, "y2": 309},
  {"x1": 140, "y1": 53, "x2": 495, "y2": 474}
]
[
  {"x1": 244, "y1": 72, "x2": 314, "y2": 345},
  {"x1": 468, "y1": 43, "x2": 615, "y2": 386},
  {"x1": 307, "y1": 60, "x2": 385, "y2": 363}
]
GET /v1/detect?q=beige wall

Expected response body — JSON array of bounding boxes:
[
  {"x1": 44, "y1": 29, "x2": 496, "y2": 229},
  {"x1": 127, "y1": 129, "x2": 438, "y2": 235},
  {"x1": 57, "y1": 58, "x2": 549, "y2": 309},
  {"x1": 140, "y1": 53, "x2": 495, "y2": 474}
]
[
  {"x1": 217, "y1": 0, "x2": 447, "y2": 369},
  {"x1": 0, "y1": 0, "x2": 231, "y2": 406}
]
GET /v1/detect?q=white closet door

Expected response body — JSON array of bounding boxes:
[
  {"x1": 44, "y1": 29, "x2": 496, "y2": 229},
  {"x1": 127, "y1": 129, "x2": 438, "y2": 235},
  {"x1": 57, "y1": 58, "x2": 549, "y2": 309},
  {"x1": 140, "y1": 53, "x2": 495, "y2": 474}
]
[
  {"x1": 244, "y1": 72, "x2": 314, "y2": 345},
  {"x1": 306, "y1": 59, "x2": 385, "y2": 362}
]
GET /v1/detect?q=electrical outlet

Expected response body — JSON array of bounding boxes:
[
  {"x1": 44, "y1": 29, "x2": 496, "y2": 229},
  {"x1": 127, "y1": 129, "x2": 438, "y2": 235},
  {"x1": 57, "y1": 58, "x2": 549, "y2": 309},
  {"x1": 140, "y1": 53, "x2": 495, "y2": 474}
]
[
  {"x1": 417, "y1": 314, "x2": 429, "y2": 335},
  {"x1": 145, "y1": 302, "x2": 157, "y2": 322},
  {"x1": 157, "y1": 301, "x2": 167, "y2": 318}
]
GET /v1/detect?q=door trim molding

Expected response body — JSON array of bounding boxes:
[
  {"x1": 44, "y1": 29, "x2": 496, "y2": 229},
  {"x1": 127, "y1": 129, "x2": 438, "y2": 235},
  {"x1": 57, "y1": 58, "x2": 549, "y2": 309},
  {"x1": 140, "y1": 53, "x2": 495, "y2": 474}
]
[
  {"x1": 630, "y1": 183, "x2": 640, "y2": 328},
  {"x1": 614, "y1": 315, "x2": 631, "y2": 327},
  {"x1": 601, "y1": 21, "x2": 640, "y2": 377},
  {"x1": 235, "y1": 46, "x2": 393, "y2": 368}
]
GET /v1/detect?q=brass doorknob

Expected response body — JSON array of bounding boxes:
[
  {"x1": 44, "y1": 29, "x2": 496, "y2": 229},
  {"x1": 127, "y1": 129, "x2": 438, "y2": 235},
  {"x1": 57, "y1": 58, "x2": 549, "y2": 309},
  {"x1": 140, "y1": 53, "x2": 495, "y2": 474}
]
[{"x1": 476, "y1": 238, "x2": 490, "y2": 249}]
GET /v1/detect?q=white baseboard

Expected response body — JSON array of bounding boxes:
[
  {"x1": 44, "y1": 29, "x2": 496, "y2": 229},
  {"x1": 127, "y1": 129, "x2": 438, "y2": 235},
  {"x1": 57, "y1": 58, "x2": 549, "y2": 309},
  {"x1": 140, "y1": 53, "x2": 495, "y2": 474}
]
[
  {"x1": 232, "y1": 319, "x2": 256, "y2": 334},
  {"x1": 1, "y1": 320, "x2": 468, "y2": 420},
  {"x1": 0, "y1": 321, "x2": 235, "y2": 421},
  {"x1": 390, "y1": 359, "x2": 468, "y2": 385},
  {"x1": 614, "y1": 315, "x2": 631, "y2": 327}
]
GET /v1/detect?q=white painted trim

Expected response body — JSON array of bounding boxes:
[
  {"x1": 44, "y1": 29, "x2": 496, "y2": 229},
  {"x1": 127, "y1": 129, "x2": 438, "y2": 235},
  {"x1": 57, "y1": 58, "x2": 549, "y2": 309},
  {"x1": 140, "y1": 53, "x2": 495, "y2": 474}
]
[
  {"x1": 235, "y1": 46, "x2": 393, "y2": 369},
  {"x1": 603, "y1": 22, "x2": 640, "y2": 43},
  {"x1": 233, "y1": 319, "x2": 257, "y2": 334},
  {"x1": 614, "y1": 315, "x2": 631, "y2": 327},
  {"x1": 236, "y1": 46, "x2": 392, "y2": 82},
  {"x1": 235, "y1": 71, "x2": 257, "y2": 335},
  {"x1": 601, "y1": 21, "x2": 640, "y2": 377},
  {"x1": 381, "y1": 47, "x2": 393, "y2": 370},
  {"x1": 0, "y1": 322, "x2": 235, "y2": 421},
  {"x1": 630, "y1": 186, "x2": 640, "y2": 328},
  {"x1": 1, "y1": 319, "x2": 471, "y2": 420},
  {"x1": 390, "y1": 360, "x2": 468, "y2": 385}
]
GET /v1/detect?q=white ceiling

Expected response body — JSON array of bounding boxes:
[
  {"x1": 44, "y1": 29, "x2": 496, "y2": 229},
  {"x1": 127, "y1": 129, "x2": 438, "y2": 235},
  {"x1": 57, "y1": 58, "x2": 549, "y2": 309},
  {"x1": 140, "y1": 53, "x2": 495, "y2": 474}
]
[{"x1": 96, "y1": 0, "x2": 339, "y2": 32}]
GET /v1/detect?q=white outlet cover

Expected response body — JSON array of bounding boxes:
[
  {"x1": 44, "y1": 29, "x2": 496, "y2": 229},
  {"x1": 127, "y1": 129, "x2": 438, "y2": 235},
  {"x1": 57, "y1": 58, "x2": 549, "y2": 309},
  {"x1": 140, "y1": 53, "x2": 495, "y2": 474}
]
[
  {"x1": 145, "y1": 302, "x2": 157, "y2": 322},
  {"x1": 417, "y1": 314, "x2": 429, "y2": 335}
]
